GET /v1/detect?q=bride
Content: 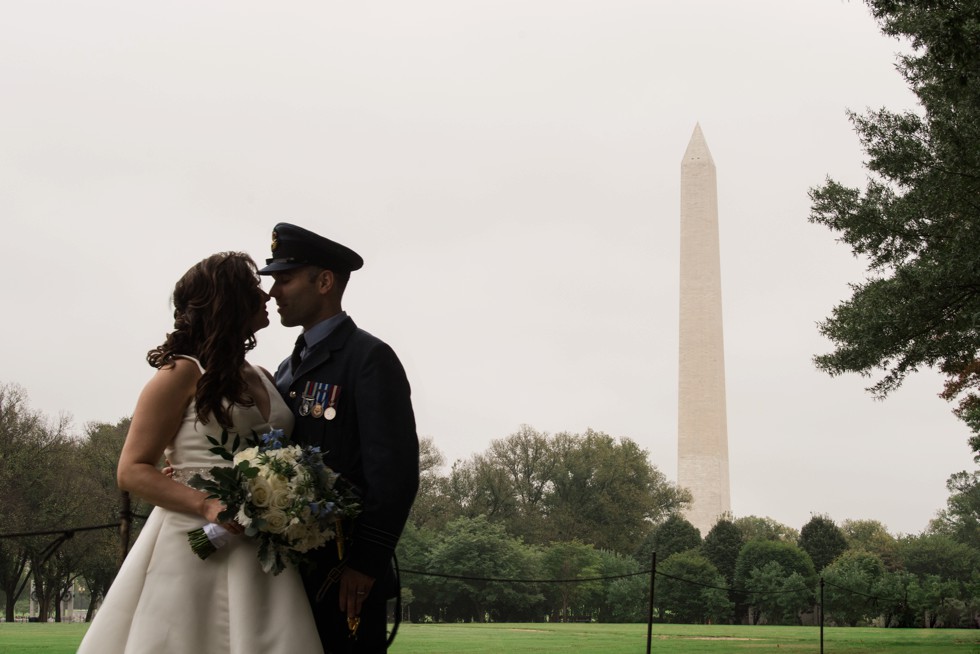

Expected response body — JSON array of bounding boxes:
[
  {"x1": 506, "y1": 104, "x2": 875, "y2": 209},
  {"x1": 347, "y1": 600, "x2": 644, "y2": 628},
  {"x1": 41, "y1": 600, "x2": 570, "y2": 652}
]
[{"x1": 78, "y1": 252, "x2": 323, "y2": 654}]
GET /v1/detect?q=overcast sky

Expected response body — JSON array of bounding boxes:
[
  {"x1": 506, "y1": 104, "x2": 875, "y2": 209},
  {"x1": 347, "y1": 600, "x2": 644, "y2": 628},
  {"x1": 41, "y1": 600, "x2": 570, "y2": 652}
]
[{"x1": 2, "y1": 1, "x2": 973, "y2": 537}]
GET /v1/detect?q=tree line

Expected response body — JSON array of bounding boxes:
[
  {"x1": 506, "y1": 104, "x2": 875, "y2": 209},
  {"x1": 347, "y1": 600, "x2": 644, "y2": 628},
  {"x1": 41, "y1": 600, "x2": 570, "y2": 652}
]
[
  {"x1": 397, "y1": 426, "x2": 979, "y2": 627},
  {"x1": 4, "y1": 383, "x2": 975, "y2": 628},
  {"x1": 0, "y1": 383, "x2": 150, "y2": 623}
]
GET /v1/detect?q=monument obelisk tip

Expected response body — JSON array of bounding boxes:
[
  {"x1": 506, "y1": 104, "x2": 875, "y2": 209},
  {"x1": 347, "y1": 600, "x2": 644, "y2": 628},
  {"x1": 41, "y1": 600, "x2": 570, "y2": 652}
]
[{"x1": 682, "y1": 123, "x2": 714, "y2": 165}]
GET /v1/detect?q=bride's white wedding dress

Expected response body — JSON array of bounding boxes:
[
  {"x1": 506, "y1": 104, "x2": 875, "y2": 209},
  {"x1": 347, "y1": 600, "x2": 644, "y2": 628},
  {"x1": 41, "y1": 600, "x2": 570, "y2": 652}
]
[{"x1": 77, "y1": 360, "x2": 322, "y2": 654}]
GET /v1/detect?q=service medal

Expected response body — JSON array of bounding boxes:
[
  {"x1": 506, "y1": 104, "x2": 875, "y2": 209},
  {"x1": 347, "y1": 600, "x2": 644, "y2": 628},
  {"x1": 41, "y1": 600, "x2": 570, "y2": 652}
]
[
  {"x1": 312, "y1": 403, "x2": 324, "y2": 419},
  {"x1": 324, "y1": 406, "x2": 337, "y2": 420}
]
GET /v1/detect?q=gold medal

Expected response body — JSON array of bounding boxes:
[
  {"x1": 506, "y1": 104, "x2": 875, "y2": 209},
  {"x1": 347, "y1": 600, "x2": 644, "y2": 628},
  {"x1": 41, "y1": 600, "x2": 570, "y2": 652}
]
[{"x1": 311, "y1": 403, "x2": 324, "y2": 419}]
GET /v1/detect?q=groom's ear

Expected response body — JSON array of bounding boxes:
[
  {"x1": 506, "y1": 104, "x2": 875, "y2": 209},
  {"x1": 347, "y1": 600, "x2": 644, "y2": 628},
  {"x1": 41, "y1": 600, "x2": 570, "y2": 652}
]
[{"x1": 315, "y1": 269, "x2": 336, "y2": 295}]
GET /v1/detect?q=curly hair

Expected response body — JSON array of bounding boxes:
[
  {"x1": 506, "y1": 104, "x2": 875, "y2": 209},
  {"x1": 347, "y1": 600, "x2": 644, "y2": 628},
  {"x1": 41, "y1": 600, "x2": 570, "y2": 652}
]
[{"x1": 146, "y1": 252, "x2": 266, "y2": 427}]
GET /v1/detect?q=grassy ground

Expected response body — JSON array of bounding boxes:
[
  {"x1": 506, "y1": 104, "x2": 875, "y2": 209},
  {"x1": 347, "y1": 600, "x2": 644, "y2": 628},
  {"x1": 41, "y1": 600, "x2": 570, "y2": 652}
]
[{"x1": 1, "y1": 621, "x2": 978, "y2": 653}]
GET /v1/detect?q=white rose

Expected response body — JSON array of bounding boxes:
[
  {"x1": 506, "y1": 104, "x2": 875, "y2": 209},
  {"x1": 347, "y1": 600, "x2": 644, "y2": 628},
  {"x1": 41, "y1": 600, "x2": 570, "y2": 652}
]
[
  {"x1": 263, "y1": 509, "x2": 289, "y2": 534},
  {"x1": 268, "y1": 473, "x2": 289, "y2": 492},
  {"x1": 248, "y1": 476, "x2": 273, "y2": 508},
  {"x1": 233, "y1": 446, "x2": 260, "y2": 466},
  {"x1": 269, "y1": 488, "x2": 292, "y2": 511}
]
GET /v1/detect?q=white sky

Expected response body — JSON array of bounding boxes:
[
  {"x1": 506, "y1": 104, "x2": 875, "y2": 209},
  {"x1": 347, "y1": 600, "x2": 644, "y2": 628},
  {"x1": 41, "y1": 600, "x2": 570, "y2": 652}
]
[{"x1": 2, "y1": 1, "x2": 973, "y2": 537}]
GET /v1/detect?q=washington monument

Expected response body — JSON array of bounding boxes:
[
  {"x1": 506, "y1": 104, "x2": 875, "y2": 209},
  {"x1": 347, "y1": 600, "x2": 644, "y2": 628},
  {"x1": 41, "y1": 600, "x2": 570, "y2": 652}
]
[{"x1": 677, "y1": 124, "x2": 731, "y2": 536}]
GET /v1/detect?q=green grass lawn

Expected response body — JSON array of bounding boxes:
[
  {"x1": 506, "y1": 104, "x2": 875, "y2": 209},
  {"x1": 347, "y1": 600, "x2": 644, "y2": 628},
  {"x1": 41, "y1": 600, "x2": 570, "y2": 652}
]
[{"x1": 2, "y1": 621, "x2": 978, "y2": 653}]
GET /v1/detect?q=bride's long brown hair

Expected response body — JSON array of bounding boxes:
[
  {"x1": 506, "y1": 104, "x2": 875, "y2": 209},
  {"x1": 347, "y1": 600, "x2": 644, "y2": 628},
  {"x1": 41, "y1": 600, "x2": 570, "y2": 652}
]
[{"x1": 146, "y1": 252, "x2": 266, "y2": 427}]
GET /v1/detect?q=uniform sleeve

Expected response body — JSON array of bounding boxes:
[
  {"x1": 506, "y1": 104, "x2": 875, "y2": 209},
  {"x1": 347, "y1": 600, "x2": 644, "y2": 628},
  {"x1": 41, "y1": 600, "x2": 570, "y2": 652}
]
[{"x1": 348, "y1": 342, "x2": 420, "y2": 578}]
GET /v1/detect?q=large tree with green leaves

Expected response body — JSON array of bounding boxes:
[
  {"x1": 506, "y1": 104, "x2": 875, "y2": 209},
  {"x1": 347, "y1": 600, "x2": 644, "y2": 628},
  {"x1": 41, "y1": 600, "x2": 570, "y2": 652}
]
[
  {"x1": 545, "y1": 429, "x2": 689, "y2": 554},
  {"x1": 423, "y1": 515, "x2": 542, "y2": 622},
  {"x1": 732, "y1": 515, "x2": 798, "y2": 544},
  {"x1": 798, "y1": 515, "x2": 849, "y2": 573},
  {"x1": 841, "y1": 519, "x2": 901, "y2": 572},
  {"x1": 808, "y1": 1, "x2": 980, "y2": 458},
  {"x1": 734, "y1": 541, "x2": 816, "y2": 624},
  {"x1": 929, "y1": 470, "x2": 980, "y2": 547},
  {"x1": 822, "y1": 550, "x2": 888, "y2": 627},
  {"x1": 0, "y1": 384, "x2": 76, "y2": 622},
  {"x1": 654, "y1": 551, "x2": 732, "y2": 624},
  {"x1": 635, "y1": 514, "x2": 702, "y2": 565},
  {"x1": 701, "y1": 518, "x2": 745, "y2": 586}
]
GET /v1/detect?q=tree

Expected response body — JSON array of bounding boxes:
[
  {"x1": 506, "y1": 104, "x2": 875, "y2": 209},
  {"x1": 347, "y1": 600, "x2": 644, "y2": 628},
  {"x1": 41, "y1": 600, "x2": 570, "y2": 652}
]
[
  {"x1": 732, "y1": 515, "x2": 798, "y2": 543},
  {"x1": 822, "y1": 550, "x2": 887, "y2": 627},
  {"x1": 808, "y1": 0, "x2": 980, "y2": 458},
  {"x1": 909, "y1": 574, "x2": 962, "y2": 628},
  {"x1": 540, "y1": 540, "x2": 602, "y2": 622},
  {"x1": 743, "y1": 562, "x2": 811, "y2": 625},
  {"x1": 872, "y1": 570, "x2": 918, "y2": 627},
  {"x1": 445, "y1": 454, "x2": 519, "y2": 524},
  {"x1": 636, "y1": 514, "x2": 701, "y2": 565},
  {"x1": 841, "y1": 519, "x2": 901, "y2": 571},
  {"x1": 701, "y1": 518, "x2": 744, "y2": 586},
  {"x1": 423, "y1": 515, "x2": 542, "y2": 622},
  {"x1": 476, "y1": 426, "x2": 559, "y2": 544},
  {"x1": 929, "y1": 470, "x2": 980, "y2": 548},
  {"x1": 0, "y1": 384, "x2": 75, "y2": 622},
  {"x1": 0, "y1": 384, "x2": 47, "y2": 621},
  {"x1": 546, "y1": 429, "x2": 689, "y2": 554},
  {"x1": 445, "y1": 427, "x2": 690, "y2": 554},
  {"x1": 406, "y1": 437, "x2": 456, "y2": 531},
  {"x1": 734, "y1": 541, "x2": 816, "y2": 624},
  {"x1": 798, "y1": 515, "x2": 848, "y2": 573},
  {"x1": 654, "y1": 551, "x2": 732, "y2": 624},
  {"x1": 74, "y1": 418, "x2": 143, "y2": 621},
  {"x1": 593, "y1": 549, "x2": 646, "y2": 623},
  {"x1": 899, "y1": 533, "x2": 978, "y2": 585}
]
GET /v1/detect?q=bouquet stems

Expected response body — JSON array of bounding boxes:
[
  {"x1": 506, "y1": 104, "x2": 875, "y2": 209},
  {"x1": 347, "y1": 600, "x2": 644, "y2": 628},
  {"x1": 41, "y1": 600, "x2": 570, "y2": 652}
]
[{"x1": 187, "y1": 523, "x2": 231, "y2": 560}]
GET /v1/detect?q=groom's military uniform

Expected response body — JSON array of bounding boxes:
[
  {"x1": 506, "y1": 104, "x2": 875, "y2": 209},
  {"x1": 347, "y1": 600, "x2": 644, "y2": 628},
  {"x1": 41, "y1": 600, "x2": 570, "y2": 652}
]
[{"x1": 261, "y1": 223, "x2": 419, "y2": 653}]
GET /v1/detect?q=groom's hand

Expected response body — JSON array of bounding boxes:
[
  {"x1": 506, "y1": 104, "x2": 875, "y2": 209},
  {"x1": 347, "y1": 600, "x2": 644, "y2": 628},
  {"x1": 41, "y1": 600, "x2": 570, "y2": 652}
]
[{"x1": 338, "y1": 567, "x2": 375, "y2": 619}]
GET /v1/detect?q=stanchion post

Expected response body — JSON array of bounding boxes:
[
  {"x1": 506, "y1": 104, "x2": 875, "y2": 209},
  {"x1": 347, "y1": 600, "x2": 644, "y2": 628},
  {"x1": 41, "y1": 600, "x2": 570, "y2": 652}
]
[
  {"x1": 646, "y1": 551, "x2": 656, "y2": 654},
  {"x1": 819, "y1": 576, "x2": 824, "y2": 654},
  {"x1": 118, "y1": 491, "x2": 132, "y2": 567}
]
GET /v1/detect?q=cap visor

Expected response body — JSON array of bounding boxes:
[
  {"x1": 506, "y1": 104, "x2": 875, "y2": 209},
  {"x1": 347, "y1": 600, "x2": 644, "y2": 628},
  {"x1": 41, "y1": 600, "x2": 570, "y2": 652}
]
[{"x1": 258, "y1": 261, "x2": 306, "y2": 275}]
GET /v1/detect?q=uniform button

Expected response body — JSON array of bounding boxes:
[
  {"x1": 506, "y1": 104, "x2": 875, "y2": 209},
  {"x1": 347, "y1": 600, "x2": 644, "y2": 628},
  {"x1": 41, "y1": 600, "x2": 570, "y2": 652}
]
[{"x1": 289, "y1": 391, "x2": 297, "y2": 398}]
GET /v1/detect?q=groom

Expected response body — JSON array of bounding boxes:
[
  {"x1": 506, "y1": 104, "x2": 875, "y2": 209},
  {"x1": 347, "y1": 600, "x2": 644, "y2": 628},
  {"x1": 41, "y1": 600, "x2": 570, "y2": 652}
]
[{"x1": 258, "y1": 223, "x2": 420, "y2": 652}]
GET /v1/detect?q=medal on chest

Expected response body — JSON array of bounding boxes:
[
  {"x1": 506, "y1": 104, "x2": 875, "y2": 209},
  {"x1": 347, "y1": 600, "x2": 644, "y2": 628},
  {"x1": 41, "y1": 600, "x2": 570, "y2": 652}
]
[{"x1": 303, "y1": 382, "x2": 341, "y2": 420}]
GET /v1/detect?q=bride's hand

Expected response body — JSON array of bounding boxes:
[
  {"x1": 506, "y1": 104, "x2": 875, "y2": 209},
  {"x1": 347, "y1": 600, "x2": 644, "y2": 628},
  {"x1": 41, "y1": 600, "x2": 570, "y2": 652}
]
[{"x1": 201, "y1": 497, "x2": 244, "y2": 535}]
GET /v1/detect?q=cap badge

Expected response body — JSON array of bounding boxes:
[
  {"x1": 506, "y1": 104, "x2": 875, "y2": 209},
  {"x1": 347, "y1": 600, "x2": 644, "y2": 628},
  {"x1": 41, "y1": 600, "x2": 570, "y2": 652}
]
[{"x1": 271, "y1": 230, "x2": 279, "y2": 252}]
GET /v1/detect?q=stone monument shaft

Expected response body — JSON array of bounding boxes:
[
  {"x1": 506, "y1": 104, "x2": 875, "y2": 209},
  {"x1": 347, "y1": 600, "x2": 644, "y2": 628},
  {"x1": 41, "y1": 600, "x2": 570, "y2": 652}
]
[{"x1": 677, "y1": 124, "x2": 731, "y2": 536}]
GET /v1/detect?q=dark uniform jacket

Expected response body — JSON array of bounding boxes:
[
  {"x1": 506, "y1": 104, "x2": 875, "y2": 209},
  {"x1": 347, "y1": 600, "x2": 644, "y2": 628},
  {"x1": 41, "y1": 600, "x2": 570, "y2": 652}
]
[{"x1": 274, "y1": 316, "x2": 420, "y2": 584}]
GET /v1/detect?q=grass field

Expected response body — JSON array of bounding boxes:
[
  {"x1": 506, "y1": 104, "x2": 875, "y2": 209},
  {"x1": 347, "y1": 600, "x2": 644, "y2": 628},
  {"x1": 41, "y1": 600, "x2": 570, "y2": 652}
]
[{"x1": 1, "y1": 621, "x2": 978, "y2": 653}]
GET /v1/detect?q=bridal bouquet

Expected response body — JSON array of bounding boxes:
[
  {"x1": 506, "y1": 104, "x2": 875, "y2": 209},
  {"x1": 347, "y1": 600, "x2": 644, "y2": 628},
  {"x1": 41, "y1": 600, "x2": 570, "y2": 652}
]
[{"x1": 186, "y1": 428, "x2": 360, "y2": 575}]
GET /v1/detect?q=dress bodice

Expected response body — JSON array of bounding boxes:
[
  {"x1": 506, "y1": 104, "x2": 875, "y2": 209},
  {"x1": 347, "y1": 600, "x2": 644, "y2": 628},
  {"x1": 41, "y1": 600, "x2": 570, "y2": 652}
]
[{"x1": 167, "y1": 359, "x2": 294, "y2": 476}]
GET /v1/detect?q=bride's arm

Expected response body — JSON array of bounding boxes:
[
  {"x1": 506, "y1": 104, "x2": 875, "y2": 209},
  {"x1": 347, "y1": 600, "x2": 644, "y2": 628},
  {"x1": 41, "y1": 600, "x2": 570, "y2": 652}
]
[{"x1": 117, "y1": 359, "x2": 226, "y2": 525}]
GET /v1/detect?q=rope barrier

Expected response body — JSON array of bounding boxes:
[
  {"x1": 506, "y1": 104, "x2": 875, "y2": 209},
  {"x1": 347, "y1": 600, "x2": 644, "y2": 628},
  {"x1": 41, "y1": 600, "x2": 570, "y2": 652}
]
[
  {"x1": 0, "y1": 523, "x2": 122, "y2": 540},
  {"x1": 0, "y1": 516, "x2": 149, "y2": 541},
  {"x1": 400, "y1": 568, "x2": 649, "y2": 584}
]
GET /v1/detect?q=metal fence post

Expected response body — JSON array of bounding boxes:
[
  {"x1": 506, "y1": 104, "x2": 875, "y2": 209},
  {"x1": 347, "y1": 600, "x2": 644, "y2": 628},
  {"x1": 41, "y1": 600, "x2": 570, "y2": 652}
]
[
  {"x1": 646, "y1": 551, "x2": 656, "y2": 654},
  {"x1": 819, "y1": 576, "x2": 825, "y2": 654}
]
